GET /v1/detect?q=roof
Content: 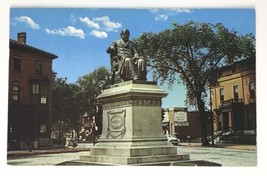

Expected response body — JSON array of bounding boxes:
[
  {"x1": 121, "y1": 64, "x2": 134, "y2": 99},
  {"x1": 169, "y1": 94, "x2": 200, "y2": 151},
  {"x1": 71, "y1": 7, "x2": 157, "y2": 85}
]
[
  {"x1": 10, "y1": 39, "x2": 58, "y2": 60},
  {"x1": 216, "y1": 58, "x2": 255, "y2": 73}
]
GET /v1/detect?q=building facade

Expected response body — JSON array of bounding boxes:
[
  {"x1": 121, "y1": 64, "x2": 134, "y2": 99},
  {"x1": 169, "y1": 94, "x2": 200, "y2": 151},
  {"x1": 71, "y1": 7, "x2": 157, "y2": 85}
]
[
  {"x1": 79, "y1": 111, "x2": 101, "y2": 143},
  {"x1": 8, "y1": 32, "x2": 58, "y2": 150},
  {"x1": 162, "y1": 107, "x2": 211, "y2": 141},
  {"x1": 211, "y1": 58, "x2": 256, "y2": 135}
]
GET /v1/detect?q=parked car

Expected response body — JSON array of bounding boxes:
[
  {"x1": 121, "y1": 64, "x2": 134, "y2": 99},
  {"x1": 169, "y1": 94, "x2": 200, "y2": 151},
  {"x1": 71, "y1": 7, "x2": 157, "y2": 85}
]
[{"x1": 166, "y1": 134, "x2": 180, "y2": 146}]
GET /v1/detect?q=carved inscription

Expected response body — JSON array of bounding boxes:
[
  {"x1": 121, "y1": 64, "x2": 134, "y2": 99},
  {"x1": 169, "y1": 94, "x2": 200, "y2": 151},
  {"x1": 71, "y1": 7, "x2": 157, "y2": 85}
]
[{"x1": 107, "y1": 109, "x2": 126, "y2": 139}]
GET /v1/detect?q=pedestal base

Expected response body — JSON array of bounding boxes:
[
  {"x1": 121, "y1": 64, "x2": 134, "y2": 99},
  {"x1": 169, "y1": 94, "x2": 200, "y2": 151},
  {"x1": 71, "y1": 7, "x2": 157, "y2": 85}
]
[
  {"x1": 80, "y1": 153, "x2": 189, "y2": 165},
  {"x1": 79, "y1": 80, "x2": 189, "y2": 165}
]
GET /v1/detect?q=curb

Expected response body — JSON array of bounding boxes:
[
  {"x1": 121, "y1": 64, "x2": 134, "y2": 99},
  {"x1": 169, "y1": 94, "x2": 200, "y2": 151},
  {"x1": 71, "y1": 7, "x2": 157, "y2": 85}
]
[
  {"x1": 7, "y1": 148, "x2": 91, "y2": 158},
  {"x1": 180, "y1": 143, "x2": 256, "y2": 151}
]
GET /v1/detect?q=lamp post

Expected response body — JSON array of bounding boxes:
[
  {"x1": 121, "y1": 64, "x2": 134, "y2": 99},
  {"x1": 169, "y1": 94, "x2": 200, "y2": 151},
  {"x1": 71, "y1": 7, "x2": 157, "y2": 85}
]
[
  {"x1": 209, "y1": 81, "x2": 215, "y2": 146},
  {"x1": 208, "y1": 73, "x2": 218, "y2": 147},
  {"x1": 92, "y1": 116, "x2": 96, "y2": 146}
]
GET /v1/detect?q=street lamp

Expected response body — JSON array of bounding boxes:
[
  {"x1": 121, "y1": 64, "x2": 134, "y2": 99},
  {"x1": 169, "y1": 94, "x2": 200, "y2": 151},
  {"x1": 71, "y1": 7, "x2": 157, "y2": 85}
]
[
  {"x1": 209, "y1": 81, "x2": 215, "y2": 146},
  {"x1": 92, "y1": 116, "x2": 97, "y2": 146},
  {"x1": 208, "y1": 75, "x2": 217, "y2": 147}
]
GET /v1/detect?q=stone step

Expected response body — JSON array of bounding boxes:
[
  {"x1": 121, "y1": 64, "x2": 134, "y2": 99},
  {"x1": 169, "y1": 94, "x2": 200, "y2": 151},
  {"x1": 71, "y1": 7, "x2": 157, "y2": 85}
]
[{"x1": 80, "y1": 154, "x2": 190, "y2": 165}]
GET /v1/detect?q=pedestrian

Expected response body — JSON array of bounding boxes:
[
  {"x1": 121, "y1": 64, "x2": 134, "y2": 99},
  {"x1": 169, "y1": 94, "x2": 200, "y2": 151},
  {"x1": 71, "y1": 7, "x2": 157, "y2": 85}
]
[{"x1": 64, "y1": 135, "x2": 71, "y2": 150}]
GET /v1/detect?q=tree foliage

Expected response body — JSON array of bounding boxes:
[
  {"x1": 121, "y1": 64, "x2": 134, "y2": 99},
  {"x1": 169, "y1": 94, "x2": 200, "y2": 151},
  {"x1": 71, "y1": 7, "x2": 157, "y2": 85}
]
[
  {"x1": 52, "y1": 77, "x2": 80, "y2": 137},
  {"x1": 135, "y1": 21, "x2": 255, "y2": 145},
  {"x1": 75, "y1": 66, "x2": 110, "y2": 117},
  {"x1": 52, "y1": 67, "x2": 111, "y2": 137}
]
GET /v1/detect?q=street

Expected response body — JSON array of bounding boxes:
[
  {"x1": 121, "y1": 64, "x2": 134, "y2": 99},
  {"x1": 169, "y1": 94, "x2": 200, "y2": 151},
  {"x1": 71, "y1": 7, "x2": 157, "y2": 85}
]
[
  {"x1": 7, "y1": 144, "x2": 257, "y2": 166},
  {"x1": 177, "y1": 145, "x2": 256, "y2": 166}
]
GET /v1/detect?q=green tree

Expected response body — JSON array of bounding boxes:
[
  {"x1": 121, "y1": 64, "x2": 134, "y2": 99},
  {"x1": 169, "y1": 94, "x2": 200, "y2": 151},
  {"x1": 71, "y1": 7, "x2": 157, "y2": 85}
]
[
  {"x1": 75, "y1": 66, "x2": 111, "y2": 133},
  {"x1": 52, "y1": 77, "x2": 80, "y2": 138},
  {"x1": 135, "y1": 21, "x2": 255, "y2": 146},
  {"x1": 52, "y1": 67, "x2": 110, "y2": 139}
]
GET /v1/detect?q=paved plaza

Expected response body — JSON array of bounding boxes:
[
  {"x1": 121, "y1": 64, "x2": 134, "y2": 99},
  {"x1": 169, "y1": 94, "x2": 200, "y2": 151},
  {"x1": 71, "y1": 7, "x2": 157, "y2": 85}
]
[{"x1": 7, "y1": 143, "x2": 257, "y2": 166}]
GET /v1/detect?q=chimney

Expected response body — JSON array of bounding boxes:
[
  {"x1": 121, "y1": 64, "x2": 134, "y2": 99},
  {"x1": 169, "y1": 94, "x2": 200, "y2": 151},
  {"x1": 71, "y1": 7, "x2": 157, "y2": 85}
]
[{"x1": 17, "y1": 32, "x2": 27, "y2": 44}]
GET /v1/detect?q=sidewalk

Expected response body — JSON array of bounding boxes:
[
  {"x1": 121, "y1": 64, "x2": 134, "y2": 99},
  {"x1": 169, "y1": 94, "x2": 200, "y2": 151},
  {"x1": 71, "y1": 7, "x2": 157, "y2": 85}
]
[
  {"x1": 180, "y1": 142, "x2": 257, "y2": 151},
  {"x1": 7, "y1": 143, "x2": 93, "y2": 158}
]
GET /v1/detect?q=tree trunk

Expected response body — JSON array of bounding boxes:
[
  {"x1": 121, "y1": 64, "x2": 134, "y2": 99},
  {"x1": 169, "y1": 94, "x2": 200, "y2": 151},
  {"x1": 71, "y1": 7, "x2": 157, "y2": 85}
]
[{"x1": 197, "y1": 98, "x2": 209, "y2": 146}]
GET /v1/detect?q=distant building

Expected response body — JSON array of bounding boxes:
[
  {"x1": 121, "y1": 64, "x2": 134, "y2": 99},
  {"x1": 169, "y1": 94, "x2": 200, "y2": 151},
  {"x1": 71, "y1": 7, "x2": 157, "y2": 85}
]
[
  {"x1": 162, "y1": 107, "x2": 211, "y2": 141},
  {"x1": 8, "y1": 32, "x2": 58, "y2": 150},
  {"x1": 79, "y1": 112, "x2": 98, "y2": 142},
  {"x1": 211, "y1": 58, "x2": 256, "y2": 135}
]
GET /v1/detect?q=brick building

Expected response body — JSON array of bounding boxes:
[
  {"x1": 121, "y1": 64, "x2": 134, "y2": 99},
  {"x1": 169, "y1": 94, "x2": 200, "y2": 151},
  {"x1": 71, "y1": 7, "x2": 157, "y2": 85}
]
[
  {"x1": 8, "y1": 32, "x2": 58, "y2": 150},
  {"x1": 211, "y1": 58, "x2": 256, "y2": 135},
  {"x1": 162, "y1": 107, "x2": 211, "y2": 141}
]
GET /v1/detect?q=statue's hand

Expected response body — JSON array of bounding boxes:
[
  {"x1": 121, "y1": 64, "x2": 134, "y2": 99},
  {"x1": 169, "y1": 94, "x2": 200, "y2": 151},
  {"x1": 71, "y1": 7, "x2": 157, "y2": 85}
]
[
  {"x1": 110, "y1": 46, "x2": 116, "y2": 50},
  {"x1": 134, "y1": 55, "x2": 143, "y2": 60},
  {"x1": 112, "y1": 56, "x2": 119, "y2": 62}
]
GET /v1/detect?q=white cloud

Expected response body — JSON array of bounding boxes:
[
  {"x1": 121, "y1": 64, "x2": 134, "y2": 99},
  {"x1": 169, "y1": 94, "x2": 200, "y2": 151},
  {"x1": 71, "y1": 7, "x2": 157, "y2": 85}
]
[
  {"x1": 170, "y1": 8, "x2": 193, "y2": 13},
  {"x1": 45, "y1": 26, "x2": 85, "y2": 39},
  {"x1": 80, "y1": 17, "x2": 100, "y2": 29},
  {"x1": 155, "y1": 14, "x2": 168, "y2": 21},
  {"x1": 93, "y1": 16, "x2": 122, "y2": 32},
  {"x1": 14, "y1": 16, "x2": 40, "y2": 29},
  {"x1": 79, "y1": 15, "x2": 122, "y2": 38},
  {"x1": 150, "y1": 8, "x2": 193, "y2": 21},
  {"x1": 89, "y1": 30, "x2": 108, "y2": 39},
  {"x1": 148, "y1": 9, "x2": 159, "y2": 14}
]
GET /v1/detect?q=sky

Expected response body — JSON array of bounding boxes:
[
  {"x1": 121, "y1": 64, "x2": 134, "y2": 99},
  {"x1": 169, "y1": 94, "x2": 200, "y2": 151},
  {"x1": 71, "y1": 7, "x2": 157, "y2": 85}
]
[{"x1": 9, "y1": 8, "x2": 255, "y2": 108}]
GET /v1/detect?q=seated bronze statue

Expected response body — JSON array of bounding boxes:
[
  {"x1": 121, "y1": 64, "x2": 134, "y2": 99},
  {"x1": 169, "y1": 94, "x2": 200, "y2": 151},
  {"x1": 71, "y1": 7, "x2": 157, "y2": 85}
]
[{"x1": 107, "y1": 29, "x2": 147, "y2": 84}]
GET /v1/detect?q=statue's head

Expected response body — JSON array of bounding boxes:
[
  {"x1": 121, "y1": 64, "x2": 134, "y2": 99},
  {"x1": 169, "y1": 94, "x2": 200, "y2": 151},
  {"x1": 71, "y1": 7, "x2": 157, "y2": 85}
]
[{"x1": 120, "y1": 29, "x2": 130, "y2": 41}]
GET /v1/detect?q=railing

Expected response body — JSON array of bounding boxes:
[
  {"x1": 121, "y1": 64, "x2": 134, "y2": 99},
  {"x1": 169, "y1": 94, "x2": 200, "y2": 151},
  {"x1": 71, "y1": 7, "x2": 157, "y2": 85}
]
[
  {"x1": 220, "y1": 98, "x2": 243, "y2": 107},
  {"x1": 207, "y1": 130, "x2": 224, "y2": 144}
]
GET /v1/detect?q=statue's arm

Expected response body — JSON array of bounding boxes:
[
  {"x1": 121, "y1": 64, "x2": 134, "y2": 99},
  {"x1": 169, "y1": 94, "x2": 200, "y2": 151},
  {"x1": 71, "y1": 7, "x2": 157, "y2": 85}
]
[
  {"x1": 131, "y1": 42, "x2": 140, "y2": 58},
  {"x1": 107, "y1": 42, "x2": 116, "y2": 54}
]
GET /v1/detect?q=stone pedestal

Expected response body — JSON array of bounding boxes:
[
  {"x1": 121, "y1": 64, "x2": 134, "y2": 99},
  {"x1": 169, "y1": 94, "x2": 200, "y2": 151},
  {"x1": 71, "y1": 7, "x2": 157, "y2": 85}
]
[{"x1": 80, "y1": 80, "x2": 189, "y2": 165}]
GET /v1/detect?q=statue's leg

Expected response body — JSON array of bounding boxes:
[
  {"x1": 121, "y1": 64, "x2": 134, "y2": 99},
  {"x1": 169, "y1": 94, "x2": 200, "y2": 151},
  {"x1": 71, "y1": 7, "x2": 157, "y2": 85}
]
[
  {"x1": 111, "y1": 70, "x2": 115, "y2": 84},
  {"x1": 114, "y1": 71, "x2": 123, "y2": 83},
  {"x1": 137, "y1": 59, "x2": 147, "y2": 81},
  {"x1": 125, "y1": 58, "x2": 138, "y2": 80}
]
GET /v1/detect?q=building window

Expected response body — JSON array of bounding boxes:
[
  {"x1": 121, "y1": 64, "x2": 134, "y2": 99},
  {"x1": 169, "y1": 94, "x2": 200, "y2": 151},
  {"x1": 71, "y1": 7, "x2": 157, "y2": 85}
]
[
  {"x1": 40, "y1": 124, "x2": 47, "y2": 133},
  {"x1": 40, "y1": 85, "x2": 48, "y2": 104},
  {"x1": 31, "y1": 84, "x2": 48, "y2": 104},
  {"x1": 220, "y1": 88, "x2": 224, "y2": 104},
  {"x1": 9, "y1": 126, "x2": 13, "y2": 133},
  {"x1": 233, "y1": 85, "x2": 239, "y2": 102},
  {"x1": 14, "y1": 58, "x2": 21, "y2": 72},
  {"x1": 249, "y1": 81, "x2": 255, "y2": 99},
  {"x1": 35, "y1": 62, "x2": 42, "y2": 75},
  {"x1": 32, "y1": 84, "x2": 39, "y2": 104},
  {"x1": 32, "y1": 84, "x2": 39, "y2": 94},
  {"x1": 12, "y1": 84, "x2": 20, "y2": 102}
]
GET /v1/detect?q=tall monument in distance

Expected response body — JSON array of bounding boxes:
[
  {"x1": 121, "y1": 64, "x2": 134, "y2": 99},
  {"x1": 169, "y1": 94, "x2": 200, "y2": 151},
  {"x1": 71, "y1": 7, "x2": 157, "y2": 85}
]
[{"x1": 80, "y1": 29, "x2": 189, "y2": 165}]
